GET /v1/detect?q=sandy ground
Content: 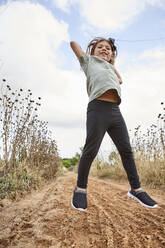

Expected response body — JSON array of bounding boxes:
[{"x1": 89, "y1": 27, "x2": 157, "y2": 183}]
[{"x1": 0, "y1": 172, "x2": 165, "y2": 248}]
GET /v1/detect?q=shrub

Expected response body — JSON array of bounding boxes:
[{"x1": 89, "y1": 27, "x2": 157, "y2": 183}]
[
  {"x1": 90, "y1": 102, "x2": 165, "y2": 189},
  {"x1": 0, "y1": 79, "x2": 61, "y2": 199}
]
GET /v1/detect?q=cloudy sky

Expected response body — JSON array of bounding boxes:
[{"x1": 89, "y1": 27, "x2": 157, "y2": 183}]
[{"x1": 0, "y1": 0, "x2": 165, "y2": 160}]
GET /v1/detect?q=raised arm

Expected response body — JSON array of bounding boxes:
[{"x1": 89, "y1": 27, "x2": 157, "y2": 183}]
[{"x1": 70, "y1": 41, "x2": 83, "y2": 58}]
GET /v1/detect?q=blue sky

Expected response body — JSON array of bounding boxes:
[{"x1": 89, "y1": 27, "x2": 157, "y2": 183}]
[{"x1": 0, "y1": 0, "x2": 165, "y2": 159}]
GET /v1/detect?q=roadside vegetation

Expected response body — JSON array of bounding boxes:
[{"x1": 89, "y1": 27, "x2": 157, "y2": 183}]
[
  {"x1": 0, "y1": 79, "x2": 62, "y2": 199},
  {"x1": 64, "y1": 102, "x2": 165, "y2": 190},
  {"x1": 62, "y1": 147, "x2": 82, "y2": 169},
  {"x1": 90, "y1": 102, "x2": 165, "y2": 189},
  {"x1": 1, "y1": 77, "x2": 164, "y2": 200}
]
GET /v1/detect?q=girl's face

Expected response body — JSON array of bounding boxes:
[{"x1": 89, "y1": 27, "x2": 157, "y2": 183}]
[{"x1": 93, "y1": 40, "x2": 113, "y2": 62}]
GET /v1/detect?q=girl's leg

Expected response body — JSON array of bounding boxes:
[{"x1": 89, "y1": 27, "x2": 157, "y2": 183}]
[
  {"x1": 107, "y1": 111, "x2": 141, "y2": 189},
  {"x1": 77, "y1": 109, "x2": 107, "y2": 189}
]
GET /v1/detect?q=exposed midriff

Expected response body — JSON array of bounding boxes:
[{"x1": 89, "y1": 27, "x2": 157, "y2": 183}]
[{"x1": 97, "y1": 89, "x2": 119, "y2": 103}]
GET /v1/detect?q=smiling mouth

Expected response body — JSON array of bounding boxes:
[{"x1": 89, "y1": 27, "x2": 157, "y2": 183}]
[{"x1": 100, "y1": 53, "x2": 107, "y2": 56}]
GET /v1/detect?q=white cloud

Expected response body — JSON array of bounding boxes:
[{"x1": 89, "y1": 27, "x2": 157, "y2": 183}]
[
  {"x1": 144, "y1": 0, "x2": 165, "y2": 8},
  {"x1": 140, "y1": 46, "x2": 165, "y2": 60},
  {"x1": 0, "y1": 1, "x2": 165, "y2": 159},
  {"x1": 79, "y1": 0, "x2": 145, "y2": 30},
  {"x1": 0, "y1": 1, "x2": 69, "y2": 91},
  {"x1": 0, "y1": 1, "x2": 88, "y2": 157},
  {"x1": 51, "y1": 0, "x2": 165, "y2": 30},
  {"x1": 120, "y1": 50, "x2": 165, "y2": 133},
  {"x1": 51, "y1": 0, "x2": 71, "y2": 13},
  {"x1": 0, "y1": 1, "x2": 69, "y2": 61}
]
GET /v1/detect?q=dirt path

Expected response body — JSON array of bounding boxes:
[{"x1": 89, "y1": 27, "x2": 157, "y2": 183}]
[{"x1": 0, "y1": 172, "x2": 165, "y2": 248}]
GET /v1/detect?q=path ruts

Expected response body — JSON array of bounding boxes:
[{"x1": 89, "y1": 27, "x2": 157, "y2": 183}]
[{"x1": 0, "y1": 172, "x2": 165, "y2": 248}]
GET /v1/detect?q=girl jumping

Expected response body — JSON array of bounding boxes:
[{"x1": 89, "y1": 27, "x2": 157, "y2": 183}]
[{"x1": 70, "y1": 37, "x2": 157, "y2": 211}]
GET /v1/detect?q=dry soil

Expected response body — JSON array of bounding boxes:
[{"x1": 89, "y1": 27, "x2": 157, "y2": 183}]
[{"x1": 0, "y1": 172, "x2": 165, "y2": 248}]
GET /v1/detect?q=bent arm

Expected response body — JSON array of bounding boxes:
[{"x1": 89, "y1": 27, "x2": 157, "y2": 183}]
[
  {"x1": 114, "y1": 68, "x2": 123, "y2": 84},
  {"x1": 70, "y1": 41, "x2": 83, "y2": 58},
  {"x1": 111, "y1": 54, "x2": 123, "y2": 84}
]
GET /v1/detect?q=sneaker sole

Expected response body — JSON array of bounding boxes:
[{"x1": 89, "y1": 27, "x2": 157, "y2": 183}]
[
  {"x1": 71, "y1": 200, "x2": 87, "y2": 211},
  {"x1": 127, "y1": 191, "x2": 158, "y2": 208}
]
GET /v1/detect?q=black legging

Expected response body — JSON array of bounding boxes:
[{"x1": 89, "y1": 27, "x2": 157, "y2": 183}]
[{"x1": 77, "y1": 99, "x2": 141, "y2": 189}]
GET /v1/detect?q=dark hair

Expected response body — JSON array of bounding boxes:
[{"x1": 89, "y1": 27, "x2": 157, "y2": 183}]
[{"x1": 86, "y1": 37, "x2": 118, "y2": 64}]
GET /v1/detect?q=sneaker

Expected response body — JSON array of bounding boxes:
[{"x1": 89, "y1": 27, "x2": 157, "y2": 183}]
[
  {"x1": 71, "y1": 188, "x2": 87, "y2": 211},
  {"x1": 127, "y1": 189, "x2": 158, "y2": 208}
]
